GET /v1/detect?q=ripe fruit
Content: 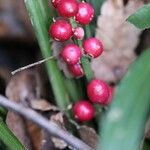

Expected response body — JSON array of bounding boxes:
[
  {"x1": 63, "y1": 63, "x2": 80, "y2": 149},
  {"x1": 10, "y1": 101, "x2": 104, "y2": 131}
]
[
  {"x1": 57, "y1": 0, "x2": 78, "y2": 18},
  {"x1": 75, "y1": 2, "x2": 94, "y2": 25},
  {"x1": 49, "y1": 19, "x2": 73, "y2": 42},
  {"x1": 61, "y1": 44, "x2": 81, "y2": 65},
  {"x1": 68, "y1": 63, "x2": 84, "y2": 77},
  {"x1": 73, "y1": 27, "x2": 84, "y2": 40},
  {"x1": 107, "y1": 86, "x2": 114, "y2": 105},
  {"x1": 51, "y1": 0, "x2": 61, "y2": 8},
  {"x1": 83, "y1": 37, "x2": 103, "y2": 58},
  {"x1": 87, "y1": 79, "x2": 109, "y2": 105},
  {"x1": 73, "y1": 100, "x2": 95, "y2": 122}
]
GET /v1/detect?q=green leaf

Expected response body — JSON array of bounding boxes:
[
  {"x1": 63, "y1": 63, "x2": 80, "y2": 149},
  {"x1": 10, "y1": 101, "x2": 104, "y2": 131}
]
[
  {"x1": 90, "y1": 0, "x2": 105, "y2": 18},
  {"x1": 24, "y1": 0, "x2": 70, "y2": 109},
  {"x1": 127, "y1": 4, "x2": 150, "y2": 29},
  {"x1": 0, "y1": 119, "x2": 25, "y2": 150},
  {"x1": 0, "y1": 107, "x2": 7, "y2": 120},
  {"x1": 98, "y1": 49, "x2": 150, "y2": 150}
]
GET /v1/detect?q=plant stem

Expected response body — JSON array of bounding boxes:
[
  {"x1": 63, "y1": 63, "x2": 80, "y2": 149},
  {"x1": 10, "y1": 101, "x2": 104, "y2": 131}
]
[
  {"x1": 24, "y1": 0, "x2": 70, "y2": 109},
  {"x1": 85, "y1": 25, "x2": 92, "y2": 38},
  {"x1": 0, "y1": 118, "x2": 25, "y2": 150},
  {"x1": 70, "y1": 18, "x2": 94, "y2": 82},
  {"x1": 78, "y1": 40, "x2": 94, "y2": 81},
  {"x1": 65, "y1": 78, "x2": 80, "y2": 102}
]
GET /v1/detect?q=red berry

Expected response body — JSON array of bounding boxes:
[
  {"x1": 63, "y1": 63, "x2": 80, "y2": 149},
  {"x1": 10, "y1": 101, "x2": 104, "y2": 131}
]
[
  {"x1": 73, "y1": 27, "x2": 84, "y2": 40},
  {"x1": 73, "y1": 100, "x2": 95, "y2": 122},
  {"x1": 51, "y1": 0, "x2": 61, "y2": 8},
  {"x1": 57, "y1": 0, "x2": 78, "y2": 18},
  {"x1": 75, "y1": 2, "x2": 94, "y2": 25},
  {"x1": 49, "y1": 19, "x2": 73, "y2": 42},
  {"x1": 107, "y1": 86, "x2": 114, "y2": 105},
  {"x1": 68, "y1": 63, "x2": 84, "y2": 77},
  {"x1": 61, "y1": 44, "x2": 81, "y2": 65},
  {"x1": 87, "y1": 79, "x2": 109, "y2": 105},
  {"x1": 83, "y1": 37, "x2": 103, "y2": 58}
]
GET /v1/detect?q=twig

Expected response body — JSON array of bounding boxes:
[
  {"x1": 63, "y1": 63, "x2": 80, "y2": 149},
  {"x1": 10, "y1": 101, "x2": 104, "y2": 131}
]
[
  {"x1": 0, "y1": 95, "x2": 94, "y2": 150},
  {"x1": 11, "y1": 55, "x2": 57, "y2": 75}
]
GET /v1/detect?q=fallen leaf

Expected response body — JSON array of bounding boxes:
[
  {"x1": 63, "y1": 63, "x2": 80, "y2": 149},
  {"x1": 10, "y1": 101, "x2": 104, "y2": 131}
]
[
  {"x1": 6, "y1": 112, "x2": 32, "y2": 149},
  {"x1": 92, "y1": 0, "x2": 143, "y2": 83},
  {"x1": 40, "y1": 130, "x2": 57, "y2": 150},
  {"x1": 5, "y1": 70, "x2": 42, "y2": 149},
  {"x1": 30, "y1": 99, "x2": 59, "y2": 111},
  {"x1": 5, "y1": 70, "x2": 41, "y2": 104},
  {"x1": 25, "y1": 121, "x2": 42, "y2": 150},
  {"x1": 50, "y1": 112, "x2": 68, "y2": 149},
  {"x1": 79, "y1": 125, "x2": 98, "y2": 149}
]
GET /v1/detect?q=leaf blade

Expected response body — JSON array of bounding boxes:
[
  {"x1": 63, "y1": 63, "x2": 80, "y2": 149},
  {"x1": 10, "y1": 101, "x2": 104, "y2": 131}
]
[
  {"x1": 24, "y1": 0, "x2": 70, "y2": 109},
  {"x1": 98, "y1": 49, "x2": 150, "y2": 150},
  {"x1": 0, "y1": 120, "x2": 25, "y2": 150},
  {"x1": 127, "y1": 4, "x2": 150, "y2": 29}
]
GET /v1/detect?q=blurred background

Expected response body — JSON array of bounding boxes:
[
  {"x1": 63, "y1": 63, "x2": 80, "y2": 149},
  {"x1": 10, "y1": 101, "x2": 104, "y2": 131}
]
[{"x1": 0, "y1": 0, "x2": 48, "y2": 96}]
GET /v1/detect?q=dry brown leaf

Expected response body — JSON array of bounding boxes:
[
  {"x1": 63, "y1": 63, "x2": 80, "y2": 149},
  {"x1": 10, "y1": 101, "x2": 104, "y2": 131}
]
[
  {"x1": 79, "y1": 125, "x2": 98, "y2": 149},
  {"x1": 6, "y1": 112, "x2": 32, "y2": 149},
  {"x1": 50, "y1": 112, "x2": 68, "y2": 149},
  {"x1": 25, "y1": 121, "x2": 42, "y2": 150},
  {"x1": 41, "y1": 130, "x2": 57, "y2": 150},
  {"x1": 92, "y1": 0, "x2": 143, "y2": 83},
  {"x1": 30, "y1": 99, "x2": 59, "y2": 111},
  {"x1": 5, "y1": 70, "x2": 42, "y2": 149},
  {"x1": 5, "y1": 70, "x2": 74, "y2": 150},
  {"x1": 39, "y1": 109, "x2": 72, "y2": 150},
  {"x1": 5, "y1": 70, "x2": 41, "y2": 103}
]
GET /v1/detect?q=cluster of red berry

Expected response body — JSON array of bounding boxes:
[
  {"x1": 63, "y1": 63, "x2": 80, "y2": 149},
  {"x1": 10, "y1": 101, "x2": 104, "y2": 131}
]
[
  {"x1": 73, "y1": 81, "x2": 114, "y2": 122},
  {"x1": 49, "y1": 0, "x2": 113, "y2": 122},
  {"x1": 49, "y1": 0, "x2": 103, "y2": 77}
]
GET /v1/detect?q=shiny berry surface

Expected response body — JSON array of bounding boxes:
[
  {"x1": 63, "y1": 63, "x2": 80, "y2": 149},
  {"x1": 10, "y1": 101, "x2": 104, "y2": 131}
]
[
  {"x1": 73, "y1": 100, "x2": 95, "y2": 122},
  {"x1": 68, "y1": 63, "x2": 84, "y2": 77},
  {"x1": 75, "y1": 2, "x2": 94, "y2": 25},
  {"x1": 61, "y1": 44, "x2": 81, "y2": 65},
  {"x1": 87, "y1": 79, "x2": 109, "y2": 105},
  {"x1": 51, "y1": 0, "x2": 61, "y2": 8},
  {"x1": 83, "y1": 37, "x2": 103, "y2": 58},
  {"x1": 57, "y1": 0, "x2": 78, "y2": 18},
  {"x1": 49, "y1": 19, "x2": 73, "y2": 42},
  {"x1": 73, "y1": 27, "x2": 84, "y2": 40}
]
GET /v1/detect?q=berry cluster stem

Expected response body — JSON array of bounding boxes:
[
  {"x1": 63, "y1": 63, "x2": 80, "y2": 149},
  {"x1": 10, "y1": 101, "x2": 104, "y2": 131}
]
[
  {"x1": 70, "y1": 18, "x2": 94, "y2": 82},
  {"x1": 78, "y1": 40, "x2": 94, "y2": 81},
  {"x1": 85, "y1": 25, "x2": 92, "y2": 38}
]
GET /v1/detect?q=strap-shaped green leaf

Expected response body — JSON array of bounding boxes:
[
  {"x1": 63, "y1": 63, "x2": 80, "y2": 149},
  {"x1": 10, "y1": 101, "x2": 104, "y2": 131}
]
[
  {"x1": 98, "y1": 49, "x2": 150, "y2": 150},
  {"x1": 127, "y1": 4, "x2": 150, "y2": 29},
  {"x1": 0, "y1": 119, "x2": 25, "y2": 150},
  {"x1": 24, "y1": 0, "x2": 70, "y2": 109}
]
